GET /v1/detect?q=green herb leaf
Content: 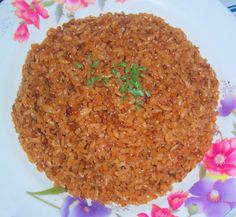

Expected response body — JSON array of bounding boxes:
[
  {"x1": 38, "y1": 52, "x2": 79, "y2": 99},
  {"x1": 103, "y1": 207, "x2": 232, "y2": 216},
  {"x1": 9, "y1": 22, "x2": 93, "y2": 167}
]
[
  {"x1": 75, "y1": 63, "x2": 83, "y2": 69},
  {"x1": 113, "y1": 62, "x2": 149, "y2": 109},
  {"x1": 90, "y1": 60, "x2": 99, "y2": 68},
  {"x1": 86, "y1": 76, "x2": 100, "y2": 85},
  {"x1": 128, "y1": 88, "x2": 144, "y2": 97},
  {"x1": 135, "y1": 100, "x2": 144, "y2": 110},
  {"x1": 102, "y1": 77, "x2": 110, "y2": 84},
  {"x1": 115, "y1": 62, "x2": 126, "y2": 67},
  {"x1": 130, "y1": 64, "x2": 147, "y2": 72},
  {"x1": 125, "y1": 68, "x2": 130, "y2": 73},
  {"x1": 112, "y1": 68, "x2": 117, "y2": 76},
  {"x1": 129, "y1": 79, "x2": 142, "y2": 89},
  {"x1": 145, "y1": 90, "x2": 151, "y2": 97},
  {"x1": 128, "y1": 82, "x2": 134, "y2": 90},
  {"x1": 121, "y1": 75, "x2": 128, "y2": 81},
  {"x1": 138, "y1": 66, "x2": 147, "y2": 71},
  {"x1": 130, "y1": 63, "x2": 138, "y2": 70},
  {"x1": 232, "y1": 131, "x2": 236, "y2": 136},
  {"x1": 119, "y1": 82, "x2": 129, "y2": 93},
  {"x1": 27, "y1": 187, "x2": 66, "y2": 195}
]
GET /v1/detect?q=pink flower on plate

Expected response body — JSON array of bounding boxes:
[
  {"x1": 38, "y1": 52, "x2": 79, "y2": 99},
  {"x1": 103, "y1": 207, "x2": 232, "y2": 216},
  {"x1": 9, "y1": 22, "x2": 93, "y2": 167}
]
[
  {"x1": 59, "y1": 0, "x2": 94, "y2": 6},
  {"x1": 22, "y1": 8, "x2": 40, "y2": 28},
  {"x1": 13, "y1": 0, "x2": 30, "y2": 19},
  {"x1": 167, "y1": 191, "x2": 188, "y2": 211},
  {"x1": 203, "y1": 138, "x2": 236, "y2": 175},
  {"x1": 32, "y1": 0, "x2": 49, "y2": 19},
  {"x1": 12, "y1": 0, "x2": 49, "y2": 29},
  {"x1": 12, "y1": 0, "x2": 39, "y2": 28},
  {"x1": 14, "y1": 23, "x2": 29, "y2": 42},
  {"x1": 116, "y1": 0, "x2": 126, "y2": 2},
  {"x1": 12, "y1": 0, "x2": 29, "y2": 11},
  {"x1": 137, "y1": 204, "x2": 177, "y2": 217},
  {"x1": 137, "y1": 214, "x2": 149, "y2": 217},
  {"x1": 64, "y1": 0, "x2": 95, "y2": 11},
  {"x1": 68, "y1": 0, "x2": 89, "y2": 6}
]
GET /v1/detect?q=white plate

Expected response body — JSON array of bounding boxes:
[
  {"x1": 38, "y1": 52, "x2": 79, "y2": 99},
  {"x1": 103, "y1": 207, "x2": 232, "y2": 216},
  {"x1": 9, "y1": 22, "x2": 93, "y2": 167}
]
[{"x1": 1, "y1": 0, "x2": 236, "y2": 217}]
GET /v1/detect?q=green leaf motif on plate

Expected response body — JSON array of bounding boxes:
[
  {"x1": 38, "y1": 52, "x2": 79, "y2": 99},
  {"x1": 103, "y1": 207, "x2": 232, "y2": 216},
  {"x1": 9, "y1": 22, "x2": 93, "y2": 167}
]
[
  {"x1": 28, "y1": 186, "x2": 66, "y2": 195},
  {"x1": 43, "y1": 0, "x2": 55, "y2": 7},
  {"x1": 232, "y1": 122, "x2": 236, "y2": 136},
  {"x1": 55, "y1": 4, "x2": 64, "y2": 24},
  {"x1": 97, "y1": 0, "x2": 107, "y2": 11},
  {"x1": 199, "y1": 164, "x2": 206, "y2": 179},
  {"x1": 233, "y1": 122, "x2": 236, "y2": 130}
]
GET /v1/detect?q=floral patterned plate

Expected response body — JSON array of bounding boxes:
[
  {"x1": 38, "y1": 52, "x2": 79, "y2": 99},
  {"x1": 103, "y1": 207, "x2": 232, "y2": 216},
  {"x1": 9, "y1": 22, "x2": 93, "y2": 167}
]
[{"x1": 1, "y1": 0, "x2": 236, "y2": 217}]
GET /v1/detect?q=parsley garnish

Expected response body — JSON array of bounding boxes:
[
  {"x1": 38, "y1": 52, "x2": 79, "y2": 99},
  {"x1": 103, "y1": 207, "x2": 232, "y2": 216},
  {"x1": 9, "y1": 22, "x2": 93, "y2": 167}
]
[
  {"x1": 77, "y1": 57, "x2": 151, "y2": 110},
  {"x1": 120, "y1": 63, "x2": 146, "y2": 98},
  {"x1": 145, "y1": 90, "x2": 151, "y2": 97},
  {"x1": 128, "y1": 89, "x2": 144, "y2": 97},
  {"x1": 120, "y1": 75, "x2": 128, "y2": 81},
  {"x1": 119, "y1": 82, "x2": 129, "y2": 93},
  {"x1": 90, "y1": 60, "x2": 99, "y2": 68},
  {"x1": 75, "y1": 63, "x2": 83, "y2": 69},
  {"x1": 112, "y1": 68, "x2": 117, "y2": 76},
  {"x1": 135, "y1": 100, "x2": 144, "y2": 110},
  {"x1": 86, "y1": 76, "x2": 100, "y2": 85},
  {"x1": 115, "y1": 62, "x2": 126, "y2": 67},
  {"x1": 102, "y1": 77, "x2": 110, "y2": 84},
  {"x1": 112, "y1": 62, "x2": 150, "y2": 110},
  {"x1": 125, "y1": 68, "x2": 130, "y2": 73}
]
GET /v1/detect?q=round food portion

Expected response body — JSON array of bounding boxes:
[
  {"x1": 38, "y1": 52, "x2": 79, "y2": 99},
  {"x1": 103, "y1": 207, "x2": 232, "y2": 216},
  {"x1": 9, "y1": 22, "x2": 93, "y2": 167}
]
[{"x1": 12, "y1": 13, "x2": 218, "y2": 205}]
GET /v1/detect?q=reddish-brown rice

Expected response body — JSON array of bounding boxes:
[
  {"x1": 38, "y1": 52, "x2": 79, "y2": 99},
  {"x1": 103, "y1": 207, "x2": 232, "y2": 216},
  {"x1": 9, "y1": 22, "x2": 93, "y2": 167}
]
[{"x1": 12, "y1": 13, "x2": 219, "y2": 206}]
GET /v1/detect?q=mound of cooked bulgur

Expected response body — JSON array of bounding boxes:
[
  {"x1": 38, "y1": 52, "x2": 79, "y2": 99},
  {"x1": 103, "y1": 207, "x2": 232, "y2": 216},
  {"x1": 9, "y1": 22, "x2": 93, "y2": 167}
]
[{"x1": 12, "y1": 13, "x2": 218, "y2": 206}]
